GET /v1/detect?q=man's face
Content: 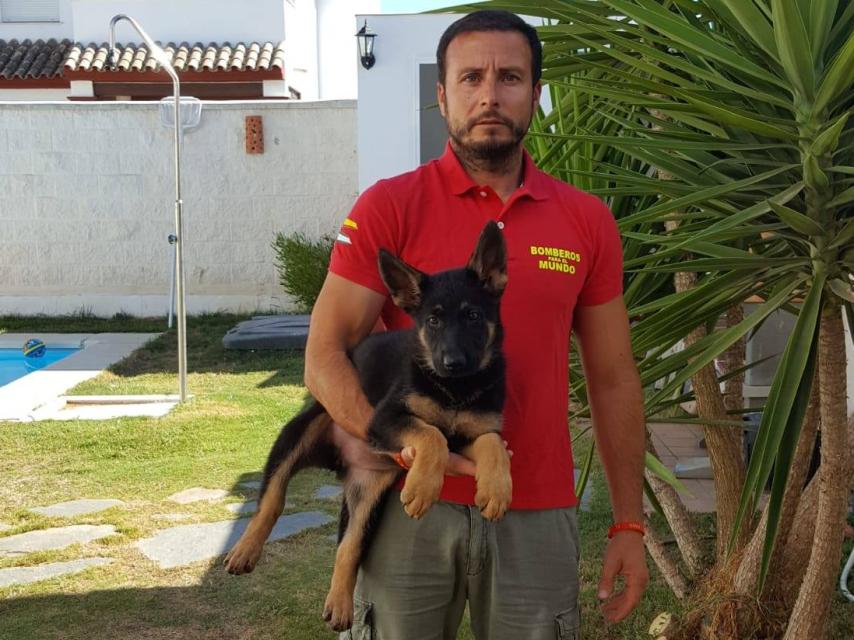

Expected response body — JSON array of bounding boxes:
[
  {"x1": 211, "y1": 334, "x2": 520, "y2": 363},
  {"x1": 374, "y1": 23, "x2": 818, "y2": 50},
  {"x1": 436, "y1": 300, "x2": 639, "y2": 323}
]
[{"x1": 438, "y1": 30, "x2": 541, "y2": 163}]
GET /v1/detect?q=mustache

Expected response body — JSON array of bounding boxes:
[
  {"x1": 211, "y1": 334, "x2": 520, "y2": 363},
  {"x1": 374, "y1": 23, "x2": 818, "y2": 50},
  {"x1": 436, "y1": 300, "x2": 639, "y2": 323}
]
[{"x1": 467, "y1": 111, "x2": 514, "y2": 130}]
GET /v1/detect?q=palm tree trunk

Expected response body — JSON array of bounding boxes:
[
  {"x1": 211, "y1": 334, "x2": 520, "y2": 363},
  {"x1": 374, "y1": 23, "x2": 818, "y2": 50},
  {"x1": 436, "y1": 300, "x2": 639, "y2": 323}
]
[
  {"x1": 783, "y1": 305, "x2": 849, "y2": 640},
  {"x1": 663, "y1": 225, "x2": 748, "y2": 560},
  {"x1": 645, "y1": 431, "x2": 707, "y2": 580},
  {"x1": 733, "y1": 382, "x2": 820, "y2": 596},
  {"x1": 644, "y1": 514, "x2": 690, "y2": 599}
]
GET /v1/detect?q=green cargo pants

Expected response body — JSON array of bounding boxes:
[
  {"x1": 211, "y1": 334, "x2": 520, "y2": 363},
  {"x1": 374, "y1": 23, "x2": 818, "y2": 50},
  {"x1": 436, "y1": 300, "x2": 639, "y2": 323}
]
[{"x1": 342, "y1": 494, "x2": 581, "y2": 640}]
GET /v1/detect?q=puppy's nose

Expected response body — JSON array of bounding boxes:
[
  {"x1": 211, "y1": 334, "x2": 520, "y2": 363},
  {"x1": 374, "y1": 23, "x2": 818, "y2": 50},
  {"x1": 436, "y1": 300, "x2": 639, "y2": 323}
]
[{"x1": 442, "y1": 353, "x2": 466, "y2": 372}]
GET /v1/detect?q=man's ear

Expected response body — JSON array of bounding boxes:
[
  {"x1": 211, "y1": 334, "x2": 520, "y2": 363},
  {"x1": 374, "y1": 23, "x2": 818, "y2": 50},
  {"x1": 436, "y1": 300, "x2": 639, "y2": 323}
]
[
  {"x1": 467, "y1": 221, "x2": 507, "y2": 295},
  {"x1": 378, "y1": 249, "x2": 426, "y2": 312},
  {"x1": 437, "y1": 81, "x2": 447, "y2": 118}
]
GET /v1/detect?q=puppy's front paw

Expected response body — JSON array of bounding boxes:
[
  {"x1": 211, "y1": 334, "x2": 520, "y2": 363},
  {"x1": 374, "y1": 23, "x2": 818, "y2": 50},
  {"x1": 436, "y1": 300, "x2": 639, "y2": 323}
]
[
  {"x1": 323, "y1": 588, "x2": 354, "y2": 632},
  {"x1": 400, "y1": 468, "x2": 444, "y2": 519},
  {"x1": 475, "y1": 469, "x2": 512, "y2": 521}
]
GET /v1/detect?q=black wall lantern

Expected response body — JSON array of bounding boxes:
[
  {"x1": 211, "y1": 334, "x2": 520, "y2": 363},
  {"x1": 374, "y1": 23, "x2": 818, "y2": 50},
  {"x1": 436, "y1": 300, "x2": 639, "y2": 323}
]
[{"x1": 356, "y1": 20, "x2": 376, "y2": 70}]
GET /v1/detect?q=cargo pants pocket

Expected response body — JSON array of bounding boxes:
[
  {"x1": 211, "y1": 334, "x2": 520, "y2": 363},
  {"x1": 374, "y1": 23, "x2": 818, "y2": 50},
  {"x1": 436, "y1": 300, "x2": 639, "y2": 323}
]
[
  {"x1": 554, "y1": 607, "x2": 581, "y2": 640},
  {"x1": 344, "y1": 598, "x2": 374, "y2": 640}
]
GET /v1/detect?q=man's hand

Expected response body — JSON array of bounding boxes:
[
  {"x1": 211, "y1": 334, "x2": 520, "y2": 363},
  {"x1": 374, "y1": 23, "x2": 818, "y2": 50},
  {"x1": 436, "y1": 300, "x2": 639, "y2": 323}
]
[
  {"x1": 329, "y1": 423, "x2": 477, "y2": 476},
  {"x1": 598, "y1": 532, "x2": 649, "y2": 624}
]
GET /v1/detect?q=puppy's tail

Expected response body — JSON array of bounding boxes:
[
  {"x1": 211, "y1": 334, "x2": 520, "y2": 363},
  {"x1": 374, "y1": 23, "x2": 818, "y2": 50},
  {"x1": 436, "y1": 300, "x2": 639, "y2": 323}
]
[{"x1": 259, "y1": 400, "x2": 333, "y2": 505}]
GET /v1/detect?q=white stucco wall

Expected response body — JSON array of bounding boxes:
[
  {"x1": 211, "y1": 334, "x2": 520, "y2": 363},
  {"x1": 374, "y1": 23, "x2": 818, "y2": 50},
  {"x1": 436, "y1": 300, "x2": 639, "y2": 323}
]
[
  {"x1": 0, "y1": 0, "x2": 73, "y2": 40},
  {"x1": 72, "y1": 0, "x2": 285, "y2": 45},
  {"x1": 316, "y1": 0, "x2": 381, "y2": 100},
  {"x1": 0, "y1": 100, "x2": 356, "y2": 316}
]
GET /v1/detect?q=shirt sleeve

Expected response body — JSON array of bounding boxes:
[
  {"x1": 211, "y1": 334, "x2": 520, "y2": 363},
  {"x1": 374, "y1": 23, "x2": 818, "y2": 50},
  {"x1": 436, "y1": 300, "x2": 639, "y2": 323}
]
[
  {"x1": 328, "y1": 181, "x2": 400, "y2": 295},
  {"x1": 577, "y1": 197, "x2": 624, "y2": 306}
]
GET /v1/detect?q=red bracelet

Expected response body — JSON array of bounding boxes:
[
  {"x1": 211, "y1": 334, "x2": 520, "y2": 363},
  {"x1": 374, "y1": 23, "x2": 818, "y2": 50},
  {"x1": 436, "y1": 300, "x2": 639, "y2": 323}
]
[{"x1": 608, "y1": 521, "x2": 645, "y2": 538}]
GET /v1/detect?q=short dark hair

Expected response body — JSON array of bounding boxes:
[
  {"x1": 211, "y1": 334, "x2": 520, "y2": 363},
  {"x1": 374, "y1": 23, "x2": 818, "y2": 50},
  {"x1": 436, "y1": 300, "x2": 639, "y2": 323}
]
[{"x1": 437, "y1": 9, "x2": 542, "y2": 86}]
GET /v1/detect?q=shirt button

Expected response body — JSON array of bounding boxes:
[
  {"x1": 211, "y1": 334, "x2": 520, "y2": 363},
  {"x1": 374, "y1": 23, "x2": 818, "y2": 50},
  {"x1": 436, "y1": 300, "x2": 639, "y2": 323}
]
[
  {"x1": 497, "y1": 221, "x2": 505, "y2": 230},
  {"x1": 479, "y1": 190, "x2": 487, "y2": 197}
]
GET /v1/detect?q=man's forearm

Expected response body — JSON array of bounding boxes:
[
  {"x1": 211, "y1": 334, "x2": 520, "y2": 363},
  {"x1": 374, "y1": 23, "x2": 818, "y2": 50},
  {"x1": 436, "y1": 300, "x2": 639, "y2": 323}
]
[
  {"x1": 304, "y1": 346, "x2": 373, "y2": 440},
  {"x1": 589, "y1": 373, "x2": 646, "y2": 523}
]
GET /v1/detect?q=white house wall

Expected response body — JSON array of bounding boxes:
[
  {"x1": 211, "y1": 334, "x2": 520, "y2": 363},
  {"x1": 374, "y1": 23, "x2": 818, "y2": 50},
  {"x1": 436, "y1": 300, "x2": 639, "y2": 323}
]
[
  {"x1": 0, "y1": 0, "x2": 73, "y2": 40},
  {"x1": 71, "y1": 0, "x2": 285, "y2": 46},
  {"x1": 316, "y1": 0, "x2": 381, "y2": 99},
  {"x1": 0, "y1": 100, "x2": 356, "y2": 316}
]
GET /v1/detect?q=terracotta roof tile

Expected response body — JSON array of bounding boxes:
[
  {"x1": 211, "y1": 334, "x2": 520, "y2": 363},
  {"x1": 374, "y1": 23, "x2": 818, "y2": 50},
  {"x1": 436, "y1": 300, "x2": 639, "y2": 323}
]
[
  {"x1": 0, "y1": 38, "x2": 73, "y2": 79},
  {"x1": 0, "y1": 38, "x2": 286, "y2": 79}
]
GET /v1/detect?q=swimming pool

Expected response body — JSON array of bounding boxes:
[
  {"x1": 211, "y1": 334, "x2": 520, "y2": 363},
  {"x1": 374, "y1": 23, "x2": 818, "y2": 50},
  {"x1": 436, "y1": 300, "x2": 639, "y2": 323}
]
[{"x1": 0, "y1": 347, "x2": 80, "y2": 387}]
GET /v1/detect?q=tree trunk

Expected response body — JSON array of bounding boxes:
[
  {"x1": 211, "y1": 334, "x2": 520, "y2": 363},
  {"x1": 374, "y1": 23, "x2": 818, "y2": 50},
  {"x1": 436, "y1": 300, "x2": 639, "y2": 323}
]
[
  {"x1": 644, "y1": 514, "x2": 690, "y2": 599},
  {"x1": 663, "y1": 220, "x2": 748, "y2": 560},
  {"x1": 783, "y1": 306, "x2": 849, "y2": 640},
  {"x1": 733, "y1": 382, "x2": 820, "y2": 596},
  {"x1": 645, "y1": 431, "x2": 707, "y2": 580}
]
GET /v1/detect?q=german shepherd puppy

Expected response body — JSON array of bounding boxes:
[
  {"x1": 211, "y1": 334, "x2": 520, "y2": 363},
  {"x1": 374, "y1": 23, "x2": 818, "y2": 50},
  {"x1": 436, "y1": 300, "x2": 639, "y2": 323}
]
[{"x1": 224, "y1": 221, "x2": 511, "y2": 631}]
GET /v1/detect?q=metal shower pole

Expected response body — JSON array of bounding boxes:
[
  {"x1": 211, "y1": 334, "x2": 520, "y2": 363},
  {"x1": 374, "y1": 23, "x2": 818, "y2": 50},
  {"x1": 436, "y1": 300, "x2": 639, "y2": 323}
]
[{"x1": 109, "y1": 15, "x2": 188, "y2": 402}]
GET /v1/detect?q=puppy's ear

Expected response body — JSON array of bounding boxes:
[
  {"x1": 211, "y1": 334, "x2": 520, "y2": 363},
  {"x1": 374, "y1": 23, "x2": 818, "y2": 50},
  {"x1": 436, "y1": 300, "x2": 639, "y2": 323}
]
[
  {"x1": 467, "y1": 221, "x2": 507, "y2": 295},
  {"x1": 378, "y1": 249, "x2": 426, "y2": 312}
]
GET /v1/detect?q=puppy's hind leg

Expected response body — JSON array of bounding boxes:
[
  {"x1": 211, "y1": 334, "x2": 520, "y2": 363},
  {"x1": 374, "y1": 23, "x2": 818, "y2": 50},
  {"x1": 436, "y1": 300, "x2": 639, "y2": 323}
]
[
  {"x1": 323, "y1": 468, "x2": 398, "y2": 632},
  {"x1": 224, "y1": 402, "x2": 332, "y2": 574}
]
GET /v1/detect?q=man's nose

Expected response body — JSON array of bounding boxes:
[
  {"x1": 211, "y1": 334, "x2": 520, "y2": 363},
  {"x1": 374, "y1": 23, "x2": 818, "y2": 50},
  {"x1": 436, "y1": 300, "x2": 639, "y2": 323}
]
[{"x1": 479, "y1": 78, "x2": 499, "y2": 108}]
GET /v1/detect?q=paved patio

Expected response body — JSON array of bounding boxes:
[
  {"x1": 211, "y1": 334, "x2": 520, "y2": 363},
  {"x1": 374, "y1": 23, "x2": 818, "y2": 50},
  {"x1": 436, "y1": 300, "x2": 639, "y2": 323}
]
[{"x1": 647, "y1": 422, "x2": 718, "y2": 513}]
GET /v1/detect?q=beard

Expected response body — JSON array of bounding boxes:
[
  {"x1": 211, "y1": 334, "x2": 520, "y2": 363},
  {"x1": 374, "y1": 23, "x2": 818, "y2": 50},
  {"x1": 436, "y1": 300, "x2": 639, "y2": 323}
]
[{"x1": 445, "y1": 107, "x2": 530, "y2": 173}]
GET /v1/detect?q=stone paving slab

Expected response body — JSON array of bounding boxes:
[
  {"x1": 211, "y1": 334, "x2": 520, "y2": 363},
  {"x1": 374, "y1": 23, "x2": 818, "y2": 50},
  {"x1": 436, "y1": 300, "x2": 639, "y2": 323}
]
[
  {"x1": 225, "y1": 499, "x2": 294, "y2": 515},
  {"x1": 29, "y1": 499, "x2": 125, "y2": 518},
  {"x1": 0, "y1": 525, "x2": 117, "y2": 557},
  {"x1": 136, "y1": 511, "x2": 333, "y2": 568},
  {"x1": 167, "y1": 488, "x2": 228, "y2": 504},
  {"x1": 0, "y1": 557, "x2": 112, "y2": 588},
  {"x1": 153, "y1": 514, "x2": 193, "y2": 522},
  {"x1": 238, "y1": 481, "x2": 262, "y2": 490},
  {"x1": 225, "y1": 501, "x2": 258, "y2": 515},
  {"x1": 0, "y1": 524, "x2": 12, "y2": 532}
]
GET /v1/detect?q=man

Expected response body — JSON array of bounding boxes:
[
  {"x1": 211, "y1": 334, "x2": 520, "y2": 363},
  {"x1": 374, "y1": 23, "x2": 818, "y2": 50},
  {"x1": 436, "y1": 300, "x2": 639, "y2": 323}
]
[{"x1": 305, "y1": 9, "x2": 648, "y2": 639}]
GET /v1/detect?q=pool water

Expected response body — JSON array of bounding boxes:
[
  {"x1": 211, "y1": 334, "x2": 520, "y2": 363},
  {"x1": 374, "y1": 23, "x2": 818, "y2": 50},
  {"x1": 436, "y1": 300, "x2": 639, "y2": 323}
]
[{"x1": 0, "y1": 347, "x2": 80, "y2": 387}]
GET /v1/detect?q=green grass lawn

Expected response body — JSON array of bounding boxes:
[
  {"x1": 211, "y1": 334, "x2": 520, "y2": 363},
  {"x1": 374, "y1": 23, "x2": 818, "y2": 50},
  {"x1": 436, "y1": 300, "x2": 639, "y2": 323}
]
[{"x1": 0, "y1": 314, "x2": 851, "y2": 639}]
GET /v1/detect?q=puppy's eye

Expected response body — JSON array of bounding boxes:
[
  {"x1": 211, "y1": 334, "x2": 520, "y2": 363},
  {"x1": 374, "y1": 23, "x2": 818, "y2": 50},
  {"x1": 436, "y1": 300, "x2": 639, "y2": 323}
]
[
  {"x1": 427, "y1": 316, "x2": 441, "y2": 328},
  {"x1": 467, "y1": 309, "x2": 482, "y2": 322}
]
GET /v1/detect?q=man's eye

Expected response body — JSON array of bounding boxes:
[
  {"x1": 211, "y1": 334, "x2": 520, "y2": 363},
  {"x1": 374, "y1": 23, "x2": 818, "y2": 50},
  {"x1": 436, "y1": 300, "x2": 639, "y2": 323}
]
[
  {"x1": 427, "y1": 316, "x2": 441, "y2": 327},
  {"x1": 463, "y1": 73, "x2": 479, "y2": 82}
]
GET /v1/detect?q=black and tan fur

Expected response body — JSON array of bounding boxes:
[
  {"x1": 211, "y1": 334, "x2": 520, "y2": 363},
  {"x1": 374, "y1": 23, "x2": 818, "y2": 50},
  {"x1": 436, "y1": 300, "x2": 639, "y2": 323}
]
[{"x1": 224, "y1": 221, "x2": 511, "y2": 631}]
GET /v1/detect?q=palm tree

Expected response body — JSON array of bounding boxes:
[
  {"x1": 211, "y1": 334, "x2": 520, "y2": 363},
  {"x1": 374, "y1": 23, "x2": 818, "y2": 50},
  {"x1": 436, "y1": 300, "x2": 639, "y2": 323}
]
[{"x1": 452, "y1": 1, "x2": 854, "y2": 637}]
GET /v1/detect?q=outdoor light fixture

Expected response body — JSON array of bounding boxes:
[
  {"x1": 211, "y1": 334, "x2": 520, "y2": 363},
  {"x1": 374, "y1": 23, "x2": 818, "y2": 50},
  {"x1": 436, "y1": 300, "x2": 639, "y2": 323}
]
[{"x1": 356, "y1": 20, "x2": 376, "y2": 70}]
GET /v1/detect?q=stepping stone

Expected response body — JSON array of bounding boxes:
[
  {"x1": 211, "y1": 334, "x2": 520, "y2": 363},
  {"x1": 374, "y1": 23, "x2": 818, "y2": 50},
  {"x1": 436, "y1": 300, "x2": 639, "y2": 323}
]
[
  {"x1": 0, "y1": 524, "x2": 12, "y2": 532},
  {"x1": 238, "y1": 481, "x2": 262, "y2": 490},
  {"x1": 136, "y1": 511, "x2": 332, "y2": 569},
  {"x1": 225, "y1": 499, "x2": 293, "y2": 515},
  {"x1": 314, "y1": 485, "x2": 342, "y2": 500},
  {"x1": 167, "y1": 488, "x2": 228, "y2": 504},
  {"x1": 29, "y1": 499, "x2": 125, "y2": 518},
  {"x1": 225, "y1": 501, "x2": 258, "y2": 515},
  {"x1": 0, "y1": 525, "x2": 117, "y2": 557},
  {"x1": 0, "y1": 557, "x2": 112, "y2": 588},
  {"x1": 153, "y1": 514, "x2": 193, "y2": 522},
  {"x1": 573, "y1": 469, "x2": 593, "y2": 513}
]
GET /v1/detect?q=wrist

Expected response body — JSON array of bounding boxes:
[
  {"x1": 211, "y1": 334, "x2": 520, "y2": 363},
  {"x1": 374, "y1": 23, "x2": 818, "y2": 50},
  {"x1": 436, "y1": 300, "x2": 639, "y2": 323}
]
[{"x1": 608, "y1": 521, "x2": 645, "y2": 539}]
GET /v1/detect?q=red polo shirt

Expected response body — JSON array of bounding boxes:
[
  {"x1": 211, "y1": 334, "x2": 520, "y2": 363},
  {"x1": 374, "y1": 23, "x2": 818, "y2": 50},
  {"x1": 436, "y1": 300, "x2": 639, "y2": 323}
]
[{"x1": 329, "y1": 143, "x2": 623, "y2": 509}]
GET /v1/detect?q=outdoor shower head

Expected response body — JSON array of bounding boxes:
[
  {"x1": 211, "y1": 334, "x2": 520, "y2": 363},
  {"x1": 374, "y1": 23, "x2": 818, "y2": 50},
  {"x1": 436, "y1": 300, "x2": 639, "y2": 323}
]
[{"x1": 108, "y1": 14, "x2": 173, "y2": 74}]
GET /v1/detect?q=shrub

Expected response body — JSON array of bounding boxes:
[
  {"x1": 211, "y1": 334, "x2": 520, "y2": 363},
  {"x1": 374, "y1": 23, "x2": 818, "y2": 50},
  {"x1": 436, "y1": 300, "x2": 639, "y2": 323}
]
[{"x1": 272, "y1": 231, "x2": 334, "y2": 312}]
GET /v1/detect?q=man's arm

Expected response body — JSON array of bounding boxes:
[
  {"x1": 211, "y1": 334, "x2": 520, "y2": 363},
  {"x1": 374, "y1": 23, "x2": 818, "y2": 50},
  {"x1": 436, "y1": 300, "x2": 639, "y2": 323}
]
[
  {"x1": 304, "y1": 272, "x2": 385, "y2": 439},
  {"x1": 573, "y1": 295, "x2": 648, "y2": 623}
]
